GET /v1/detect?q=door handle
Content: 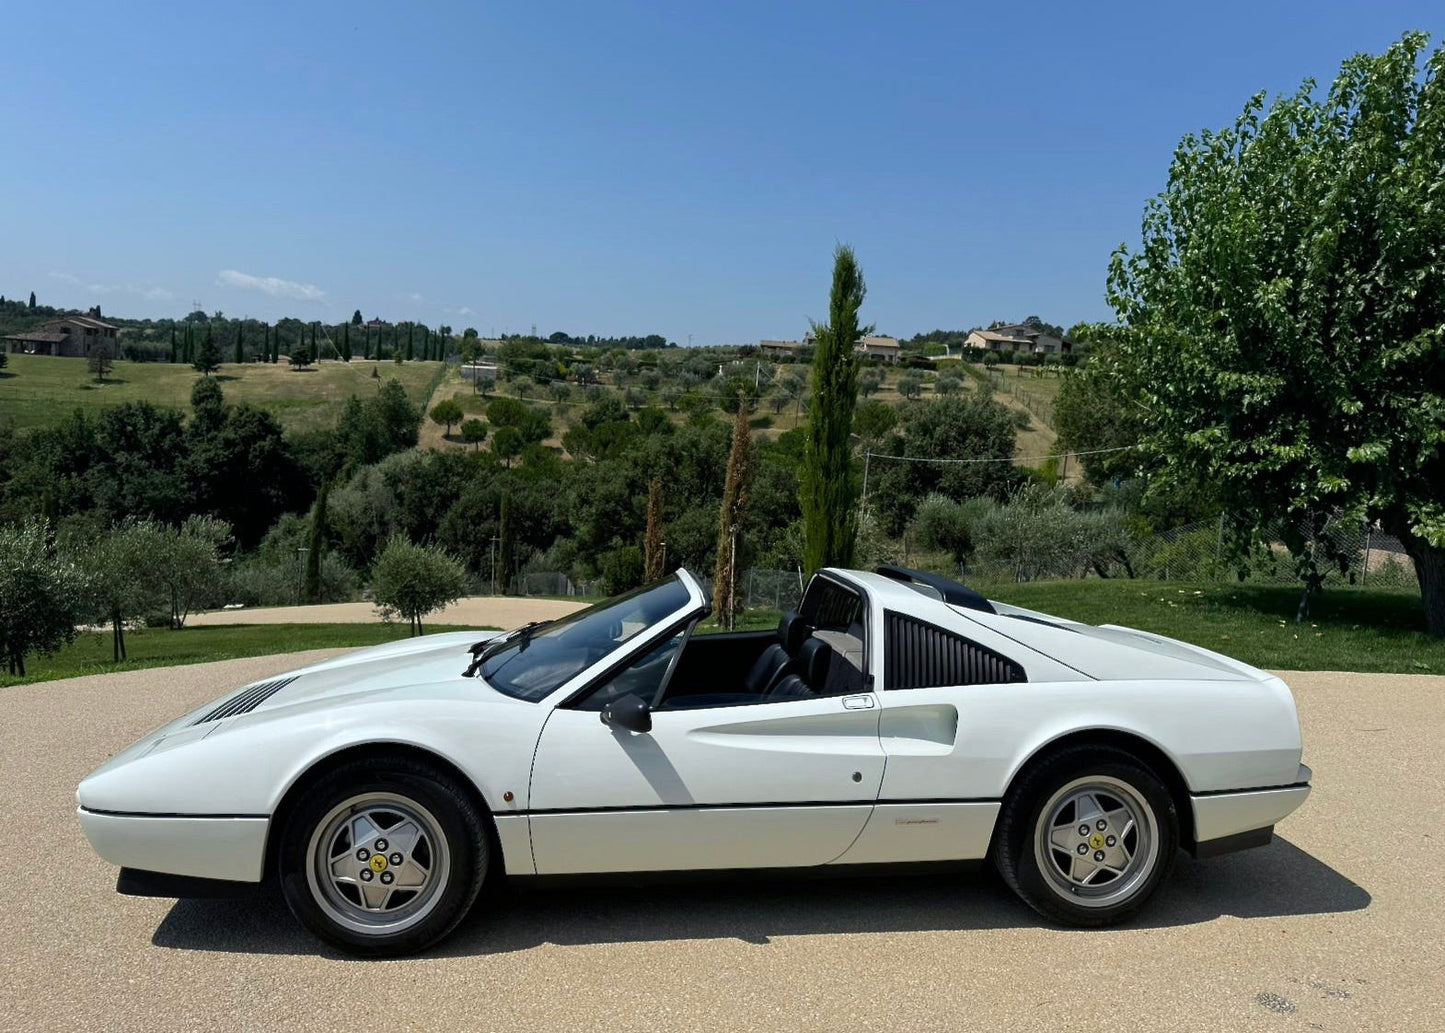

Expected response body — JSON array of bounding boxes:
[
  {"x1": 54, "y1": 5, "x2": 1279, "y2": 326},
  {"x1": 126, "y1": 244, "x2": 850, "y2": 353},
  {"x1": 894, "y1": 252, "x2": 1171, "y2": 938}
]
[{"x1": 841, "y1": 694, "x2": 875, "y2": 710}]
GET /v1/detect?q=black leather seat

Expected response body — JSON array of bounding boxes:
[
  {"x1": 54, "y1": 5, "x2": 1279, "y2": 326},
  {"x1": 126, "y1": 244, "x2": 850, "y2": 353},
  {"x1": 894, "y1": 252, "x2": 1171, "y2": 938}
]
[
  {"x1": 766, "y1": 638, "x2": 833, "y2": 700},
  {"x1": 742, "y1": 611, "x2": 810, "y2": 696}
]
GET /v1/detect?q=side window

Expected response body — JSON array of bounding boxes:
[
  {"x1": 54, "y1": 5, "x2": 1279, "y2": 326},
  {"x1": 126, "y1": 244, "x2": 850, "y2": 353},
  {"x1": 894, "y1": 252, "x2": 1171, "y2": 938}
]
[
  {"x1": 572, "y1": 629, "x2": 686, "y2": 711},
  {"x1": 800, "y1": 575, "x2": 867, "y2": 696},
  {"x1": 883, "y1": 611, "x2": 1025, "y2": 689}
]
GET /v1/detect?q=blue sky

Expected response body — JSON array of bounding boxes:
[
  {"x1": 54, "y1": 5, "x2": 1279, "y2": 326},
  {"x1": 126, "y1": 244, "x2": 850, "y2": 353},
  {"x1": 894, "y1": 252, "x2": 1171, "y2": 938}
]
[{"x1": 2, "y1": 2, "x2": 1440, "y2": 344}]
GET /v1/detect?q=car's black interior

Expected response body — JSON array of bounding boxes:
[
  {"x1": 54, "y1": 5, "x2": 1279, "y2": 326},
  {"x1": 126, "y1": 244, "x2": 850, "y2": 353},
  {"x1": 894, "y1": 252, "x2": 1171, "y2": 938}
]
[{"x1": 652, "y1": 575, "x2": 868, "y2": 709}]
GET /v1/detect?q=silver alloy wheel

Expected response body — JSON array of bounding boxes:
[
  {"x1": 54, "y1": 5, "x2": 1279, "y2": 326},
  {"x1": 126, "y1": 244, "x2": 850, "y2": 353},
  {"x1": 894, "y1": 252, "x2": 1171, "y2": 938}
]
[
  {"x1": 1032, "y1": 775, "x2": 1159, "y2": 909},
  {"x1": 305, "y1": 792, "x2": 452, "y2": 937}
]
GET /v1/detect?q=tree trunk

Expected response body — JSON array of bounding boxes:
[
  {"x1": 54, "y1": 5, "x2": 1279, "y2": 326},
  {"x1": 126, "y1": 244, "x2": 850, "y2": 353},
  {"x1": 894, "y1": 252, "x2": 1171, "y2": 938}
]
[{"x1": 1398, "y1": 527, "x2": 1445, "y2": 636}]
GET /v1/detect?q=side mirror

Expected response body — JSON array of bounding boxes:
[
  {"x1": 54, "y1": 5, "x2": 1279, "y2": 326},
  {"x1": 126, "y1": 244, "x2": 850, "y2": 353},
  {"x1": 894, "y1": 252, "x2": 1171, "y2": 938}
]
[{"x1": 600, "y1": 694, "x2": 652, "y2": 733}]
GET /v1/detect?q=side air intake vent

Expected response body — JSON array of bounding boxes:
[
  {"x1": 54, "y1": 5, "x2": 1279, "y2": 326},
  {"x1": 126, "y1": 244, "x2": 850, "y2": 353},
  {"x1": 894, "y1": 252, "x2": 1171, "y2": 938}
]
[
  {"x1": 884, "y1": 612, "x2": 1025, "y2": 689},
  {"x1": 193, "y1": 676, "x2": 298, "y2": 724}
]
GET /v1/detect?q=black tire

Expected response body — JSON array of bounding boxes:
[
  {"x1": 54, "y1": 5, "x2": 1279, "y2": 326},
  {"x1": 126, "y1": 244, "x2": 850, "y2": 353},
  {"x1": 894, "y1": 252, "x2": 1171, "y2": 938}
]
[
  {"x1": 278, "y1": 757, "x2": 488, "y2": 957},
  {"x1": 994, "y1": 745, "x2": 1178, "y2": 927}
]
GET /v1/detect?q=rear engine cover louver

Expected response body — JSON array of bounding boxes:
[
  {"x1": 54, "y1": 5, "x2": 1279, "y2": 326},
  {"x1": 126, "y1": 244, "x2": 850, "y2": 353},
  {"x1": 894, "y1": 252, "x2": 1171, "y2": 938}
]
[
  {"x1": 884, "y1": 611, "x2": 1025, "y2": 689},
  {"x1": 193, "y1": 676, "x2": 298, "y2": 724}
]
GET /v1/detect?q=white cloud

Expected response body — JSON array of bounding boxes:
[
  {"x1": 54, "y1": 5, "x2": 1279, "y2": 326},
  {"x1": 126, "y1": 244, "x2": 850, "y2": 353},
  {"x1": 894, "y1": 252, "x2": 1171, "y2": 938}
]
[
  {"x1": 457, "y1": 306, "x2": 475, "y2": 316},
  {"x1": 218, "y1": 269, "x2": 325, "y2": 302},
  {"x1": 50, "y1": 269, "x2": 171, "y2": 301},
  {"x1": 406, "y1": 292, "x2": 425, "y2": 303}
]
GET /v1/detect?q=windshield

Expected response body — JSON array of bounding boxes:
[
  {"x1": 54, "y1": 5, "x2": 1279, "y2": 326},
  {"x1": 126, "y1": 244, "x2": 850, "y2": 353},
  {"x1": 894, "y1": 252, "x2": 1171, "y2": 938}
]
[{"x1": 480, "y1": 575, "x2": 693, "y2": 701}]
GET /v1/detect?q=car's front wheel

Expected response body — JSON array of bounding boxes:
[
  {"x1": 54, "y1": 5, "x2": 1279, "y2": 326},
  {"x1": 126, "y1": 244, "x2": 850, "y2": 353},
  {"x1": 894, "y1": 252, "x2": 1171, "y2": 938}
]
[
  {"x1": 995, "y1": 746, "x2": 1178, "y2": 926},
  {"x1": 278, "y1": 758, "x2": 488, "y2": 956}
]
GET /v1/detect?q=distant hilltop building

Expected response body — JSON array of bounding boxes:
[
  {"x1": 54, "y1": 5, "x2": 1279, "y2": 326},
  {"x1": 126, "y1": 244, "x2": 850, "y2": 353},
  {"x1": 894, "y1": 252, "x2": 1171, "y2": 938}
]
[
  {"x1": 3, "y1": 307, "x2": 117, "y2": 357},
  {"x1": 758, "y1": 333, "x2": 899, "y2": 362},
  {"x1": 854, "y1": 335, "x2": 900, "y2": 362},
  {"x1": 758, "y1": 338, "x2": 804, "y2": 358},
  {"x1": 965, "y1": 322, "x2": 1075, "y2": 356}
]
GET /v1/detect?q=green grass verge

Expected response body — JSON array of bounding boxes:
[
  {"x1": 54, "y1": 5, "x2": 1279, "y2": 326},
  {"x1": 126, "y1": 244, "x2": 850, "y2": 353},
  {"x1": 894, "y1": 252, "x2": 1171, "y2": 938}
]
[
  {"x1": 0, "y1": 622, "x2": 483, "y2": 689},
  {"x1": 0, "y1": 354, "x2": 442, "y2": 434},
  {"x1": 982, "y1": 580, "x2": 1443, "y2": 674}
]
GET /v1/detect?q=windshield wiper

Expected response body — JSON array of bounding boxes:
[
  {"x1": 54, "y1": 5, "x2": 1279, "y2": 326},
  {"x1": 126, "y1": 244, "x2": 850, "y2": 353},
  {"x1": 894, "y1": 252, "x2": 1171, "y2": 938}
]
[{"x1": 462, "y1": 620, "x2": 549, "y2": 678}]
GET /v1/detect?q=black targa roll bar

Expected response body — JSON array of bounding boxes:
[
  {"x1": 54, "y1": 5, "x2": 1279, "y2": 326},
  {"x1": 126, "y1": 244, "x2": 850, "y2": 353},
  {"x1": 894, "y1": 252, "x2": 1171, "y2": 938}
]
[{"x1": 873, "y1": 564, "x2": 996, "y2": 614}]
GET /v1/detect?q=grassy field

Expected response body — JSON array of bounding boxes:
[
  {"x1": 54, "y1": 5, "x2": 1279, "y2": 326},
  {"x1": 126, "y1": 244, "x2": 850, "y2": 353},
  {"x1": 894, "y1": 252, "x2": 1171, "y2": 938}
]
[
  {"x1": 4, "y1": 581, "x2": 1439, "y2": 688},
  {"x1": 0, "y1": 622, "x2": 479, "y2": 688},
  {"x1": 984, "y1": 579, "x2": 1443, "y2": 674},
  {"x1": 0, "y1": 354, "x2": 444, "y2": 433}
]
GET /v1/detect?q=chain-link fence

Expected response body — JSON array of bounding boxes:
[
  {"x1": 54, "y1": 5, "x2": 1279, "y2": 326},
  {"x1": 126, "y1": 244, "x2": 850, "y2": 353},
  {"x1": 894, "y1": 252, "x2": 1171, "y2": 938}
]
[
  {"x1": 482, "y1": 516, "x2": 1417, "y2": 605},
  {"x1": 960, "y1": 513, "x2": 1418, "y2": 589},
  {"x1": 1126, "y1": 515, "x2": 1417, "y2": 588}
]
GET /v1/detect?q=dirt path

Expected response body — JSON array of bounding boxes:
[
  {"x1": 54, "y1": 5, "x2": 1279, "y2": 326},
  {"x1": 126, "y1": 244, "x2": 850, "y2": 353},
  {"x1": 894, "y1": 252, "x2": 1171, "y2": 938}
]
[{"x1": 189, "y1": 596, "x2": 589, "y2": 628}]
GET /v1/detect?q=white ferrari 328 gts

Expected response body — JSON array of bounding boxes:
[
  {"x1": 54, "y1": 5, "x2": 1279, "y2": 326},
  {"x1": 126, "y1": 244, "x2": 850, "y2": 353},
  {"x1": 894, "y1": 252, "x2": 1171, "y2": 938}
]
[{"x1": 78, "y1": 566, "x2": 1311, "y2": 956}]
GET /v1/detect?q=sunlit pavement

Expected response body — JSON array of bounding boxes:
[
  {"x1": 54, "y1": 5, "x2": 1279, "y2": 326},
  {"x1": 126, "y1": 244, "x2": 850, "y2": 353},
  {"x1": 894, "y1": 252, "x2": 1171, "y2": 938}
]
[{"x1": 5, "y1": 658, "x2": 1440, "y2": 1032}]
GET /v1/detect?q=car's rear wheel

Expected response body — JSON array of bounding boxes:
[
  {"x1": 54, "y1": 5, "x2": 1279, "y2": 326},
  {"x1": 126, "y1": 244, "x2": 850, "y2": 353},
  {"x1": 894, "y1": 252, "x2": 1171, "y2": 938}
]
[
  {"x1": 994, "y1": 746, "x2": 1177, "y2": 926},
  {"x1": 278, "y1": 758, "x2": 488, "y2": 956}
]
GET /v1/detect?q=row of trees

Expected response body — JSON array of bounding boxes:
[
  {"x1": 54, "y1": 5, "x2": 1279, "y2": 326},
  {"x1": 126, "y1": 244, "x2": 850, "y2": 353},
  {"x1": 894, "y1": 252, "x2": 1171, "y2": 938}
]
[{"x1": 0, "y1": 516, "x2": 229, "y2": 675}]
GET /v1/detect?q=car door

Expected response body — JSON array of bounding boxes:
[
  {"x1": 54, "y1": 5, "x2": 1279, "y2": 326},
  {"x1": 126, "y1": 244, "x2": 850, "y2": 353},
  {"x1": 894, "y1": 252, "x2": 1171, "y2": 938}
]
[
  {"x1": 527, "y1": 624, "x2": 884, "y2": 875},
  {"x1": 833, "y1": 606, "x2": 1040, "y2": 865}
]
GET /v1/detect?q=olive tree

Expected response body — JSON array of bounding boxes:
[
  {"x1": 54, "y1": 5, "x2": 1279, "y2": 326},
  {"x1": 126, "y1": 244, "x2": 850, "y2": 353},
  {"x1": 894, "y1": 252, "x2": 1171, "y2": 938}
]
[
  {"x1": 371, "y1": 536, "x2": 467, "y2": 635},
  {"x1": 1108, "y1": 33, "x2": 1445, "y2": 631},
  {"x1": 0, "y1": 520, "x2": 89, "y2": 677}
]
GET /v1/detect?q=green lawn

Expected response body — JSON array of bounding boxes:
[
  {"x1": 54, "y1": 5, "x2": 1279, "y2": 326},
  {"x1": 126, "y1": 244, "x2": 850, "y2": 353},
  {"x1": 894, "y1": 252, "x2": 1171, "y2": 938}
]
[
  {"x1": 0, "y1": 622, "x2": 481, "y2": 688},
  {"x1": 983, "y1": 580, "x2": 1443, "y2": 674},
  {"x1": 0, "y1": 354, "x2": 443, "y2": 433}
]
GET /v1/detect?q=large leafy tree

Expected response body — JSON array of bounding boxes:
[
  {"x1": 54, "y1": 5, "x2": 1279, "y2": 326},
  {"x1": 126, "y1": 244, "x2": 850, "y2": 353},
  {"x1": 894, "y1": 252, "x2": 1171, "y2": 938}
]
[
  {"x1": 801, "y1": 245, "x2": 868, "y2": 572},
  {"x1": 1108, "y1": 33, "x2": 1445, "y2": 632}
]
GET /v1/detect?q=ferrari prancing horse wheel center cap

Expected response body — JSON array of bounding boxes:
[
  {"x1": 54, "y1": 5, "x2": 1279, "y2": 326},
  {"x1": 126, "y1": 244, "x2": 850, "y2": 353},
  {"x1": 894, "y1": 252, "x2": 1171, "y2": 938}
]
[{"x1": 369, "y1": 854, "x2": 388, "y2": 873}]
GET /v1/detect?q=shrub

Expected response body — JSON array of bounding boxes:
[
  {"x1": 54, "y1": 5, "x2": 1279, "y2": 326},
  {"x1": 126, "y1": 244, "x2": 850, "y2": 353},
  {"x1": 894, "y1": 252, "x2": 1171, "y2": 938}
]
[{"x1": 370, "y1": 536, "x2": 467, "y2": 635}]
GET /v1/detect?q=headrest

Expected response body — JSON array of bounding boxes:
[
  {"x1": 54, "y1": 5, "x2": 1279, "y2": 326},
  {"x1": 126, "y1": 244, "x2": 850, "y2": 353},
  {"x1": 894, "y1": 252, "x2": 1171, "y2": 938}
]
[
  {"x1": 777, "y1": 611, "x2": 811, "y2": 653},
  {"x1": 796, "y1": 637, "x2": 833, "y2": 686}
]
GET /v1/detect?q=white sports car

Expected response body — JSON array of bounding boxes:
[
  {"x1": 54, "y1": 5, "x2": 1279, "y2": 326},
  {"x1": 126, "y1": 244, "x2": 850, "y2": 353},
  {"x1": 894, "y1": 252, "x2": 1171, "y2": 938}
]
[{"x1": 77, "y1": 565, "x2": 1311, "y2": 956}]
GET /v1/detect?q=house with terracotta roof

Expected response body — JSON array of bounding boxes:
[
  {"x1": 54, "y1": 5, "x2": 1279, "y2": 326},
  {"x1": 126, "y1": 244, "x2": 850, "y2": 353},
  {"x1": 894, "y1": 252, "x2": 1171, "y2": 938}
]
[
  {"x1": 854, "y1": 335, "x2": 901, "y2": 362},
  {"x1": 3, "y1": 309, "x2": 118, "y2": 357},
  {"x1": 965, "y1": 322, "x2": 1074, "y2": 356}
]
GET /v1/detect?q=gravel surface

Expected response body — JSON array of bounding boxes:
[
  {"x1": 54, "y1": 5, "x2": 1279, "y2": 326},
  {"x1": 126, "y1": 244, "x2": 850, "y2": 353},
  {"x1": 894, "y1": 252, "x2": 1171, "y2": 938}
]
[{"x1": 5, "y1": 657, "x2": 1441, "y2": 1032}]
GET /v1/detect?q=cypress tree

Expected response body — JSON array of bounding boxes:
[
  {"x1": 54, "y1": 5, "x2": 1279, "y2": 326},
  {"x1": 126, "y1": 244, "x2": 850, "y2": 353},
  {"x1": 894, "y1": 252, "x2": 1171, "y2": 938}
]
[
  {"x1": 644, "y1": 478, "x2": 665, "y2": 581},
  {"x1": 342, "y1": 322, "x2": 351, "y2": 361},
  {"x1": 498, "y1": 492, "x2": 515, "y2": 595},
  {"x1": 303, "y1": 482, "x2": 329, "y2": 603},
  {"x1": 234, "y1": 321, "x2": 244, "y2": 364},
  {"x1": 406, "y1": 322, "x2": 415, "y2": 361},
  {"x1": 801, "y1": 245, "x2": 868, "y2": 573},
  {"x1": 365, "y1": 324, "x2": 371, "y2": 360},
  {"x1": 713, "y1": 397, "x2": 753, "y2": 628},
  {"x1": 169, "y1": 327, "x2": 177, "y2": 363}
]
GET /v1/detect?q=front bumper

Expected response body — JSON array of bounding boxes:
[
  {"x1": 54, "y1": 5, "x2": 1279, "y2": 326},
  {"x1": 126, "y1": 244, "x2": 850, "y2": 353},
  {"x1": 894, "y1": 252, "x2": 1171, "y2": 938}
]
[
  {"x1": 77, "y1": 808, "x2": 269, "y2": 883},
  {"x1": 1189, "y1": 764, "x2": 1311, "y2": 857}
]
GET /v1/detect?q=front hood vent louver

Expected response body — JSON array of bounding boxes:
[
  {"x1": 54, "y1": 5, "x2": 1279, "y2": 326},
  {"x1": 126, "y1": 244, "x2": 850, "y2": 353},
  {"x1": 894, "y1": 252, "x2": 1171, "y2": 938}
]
[{"x1": 193, "y1": 676, "x2": 298, "y2": 724}]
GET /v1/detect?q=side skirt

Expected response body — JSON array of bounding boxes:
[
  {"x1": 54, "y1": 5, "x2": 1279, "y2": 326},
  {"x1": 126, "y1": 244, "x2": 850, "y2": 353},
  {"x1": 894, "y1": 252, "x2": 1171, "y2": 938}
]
[{"x1": 507, "y1": 858, "x2": 990, "y2": 891}]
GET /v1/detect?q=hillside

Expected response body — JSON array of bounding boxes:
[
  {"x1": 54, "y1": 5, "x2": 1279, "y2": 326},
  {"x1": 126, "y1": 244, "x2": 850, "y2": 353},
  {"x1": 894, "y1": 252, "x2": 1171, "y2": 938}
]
[{"x1": 0, "y1": 354, "x2": 443, "y2": 434}]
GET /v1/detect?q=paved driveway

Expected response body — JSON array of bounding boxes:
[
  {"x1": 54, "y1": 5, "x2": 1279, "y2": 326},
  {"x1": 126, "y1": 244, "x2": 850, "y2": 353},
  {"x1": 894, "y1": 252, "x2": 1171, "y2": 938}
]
[{"x1": 5, "y1": 658, "x2": 1441, "y2": 1032}]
